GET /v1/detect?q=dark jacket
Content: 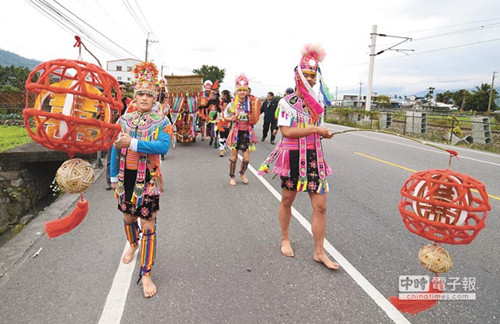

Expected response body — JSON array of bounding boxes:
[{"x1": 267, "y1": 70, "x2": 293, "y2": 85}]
[{"x1": 261, "y1": 99, "x2": 278, "y2": 122}]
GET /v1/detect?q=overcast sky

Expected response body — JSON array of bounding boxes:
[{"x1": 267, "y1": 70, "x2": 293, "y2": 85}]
[{"x1": 2, "y1": 0, "x2": 500, "y2": 97}]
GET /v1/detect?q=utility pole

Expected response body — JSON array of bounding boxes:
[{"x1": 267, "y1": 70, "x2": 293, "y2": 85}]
[
  {"x1": 487, "y1": 71, "x2": 498, "y2": 115},
  {"x1": 145, "y1": 32, "x2": 158, "y2": 62},
  {"x1": 365, "y1": 25, "x2": 413, "y2": 112},
  {"x1": 358, "y1": 80, "x2": 364, "y2": 107},
  {"x1": 366, "y1": 25, "x2": 377, "y2": 111}
]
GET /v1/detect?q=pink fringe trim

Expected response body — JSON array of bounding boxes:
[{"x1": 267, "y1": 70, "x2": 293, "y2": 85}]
[{"x1": 272, "y1": 150, "x2": 291, "y2": 177}]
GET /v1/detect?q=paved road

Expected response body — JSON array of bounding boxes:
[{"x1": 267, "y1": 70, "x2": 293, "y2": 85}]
[{"x1": 0, "y1": 121, "x2": 498, "y2": 323}]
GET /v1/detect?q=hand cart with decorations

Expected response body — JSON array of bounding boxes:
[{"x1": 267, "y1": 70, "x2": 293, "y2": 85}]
[{"x1": 165, "y1": 75, "x2": 203, "y2": 144}]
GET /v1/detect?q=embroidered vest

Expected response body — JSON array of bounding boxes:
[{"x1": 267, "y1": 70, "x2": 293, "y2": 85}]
[
  {"x1": 115, "y1": 111, "x2": 167, "y2": 209},
  {"x1": 258, "y1": 94, "x2": 332, "y2": 193}
]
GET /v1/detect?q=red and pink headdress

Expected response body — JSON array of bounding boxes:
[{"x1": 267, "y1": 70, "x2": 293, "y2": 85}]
[
  {"x1": 299, "y1": 43, "x2": 326, "y2": 74},
  {"x1": 235, "y1": 73, "x2": 249, "y2": 90},
  {"x1": 295, "y1": 44, "x2": 327, "y2": 120}
]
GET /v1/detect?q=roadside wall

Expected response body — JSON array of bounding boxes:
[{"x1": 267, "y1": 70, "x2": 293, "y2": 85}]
[{"x1": 0, "y1": 142, "x2": 96, "y2": 234}]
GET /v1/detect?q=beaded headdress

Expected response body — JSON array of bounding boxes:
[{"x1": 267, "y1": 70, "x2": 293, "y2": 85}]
[{"x1": 132, "y1": 61, "x2": 159, "y2": 98}]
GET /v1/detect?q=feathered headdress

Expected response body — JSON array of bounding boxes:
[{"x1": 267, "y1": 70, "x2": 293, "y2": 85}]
[
  {"x1": 299, "y1": 43, "x2": 326, "y2": 74},
  {"x1": 132, "y1": 61, "x2": 159, "y2": 98},
  {"x1": 295, "y1": 44, "x2": 327, "y2": 121},
  {"x1": 212, "y1": 80, "x2": 219, "y2": 91}
]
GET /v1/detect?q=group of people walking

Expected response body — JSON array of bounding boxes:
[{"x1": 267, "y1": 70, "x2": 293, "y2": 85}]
[{"x1": 108, "y1": 44, "x2": 339, "y2": 298}]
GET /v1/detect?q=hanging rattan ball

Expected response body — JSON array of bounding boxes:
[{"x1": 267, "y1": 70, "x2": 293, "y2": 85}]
[
  {"x1": 55, "y1": 158, "x2": 94, "y2": 194},
  {"x1": 418, "y1": 244, "x2": 453, "y2": 273}
]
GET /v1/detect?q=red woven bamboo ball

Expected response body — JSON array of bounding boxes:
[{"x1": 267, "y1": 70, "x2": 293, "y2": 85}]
[{"x1": 399, "y1": 169, "x2": 490, "y2": 245}]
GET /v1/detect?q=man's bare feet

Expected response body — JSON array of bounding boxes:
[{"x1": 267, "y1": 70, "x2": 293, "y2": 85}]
[
  {"x1": 122, "y1": 245, "x2": 139, "y2": 264},
  {"x1": 142, "y1": 276, "x2": 157, "y2": 298},
  {"x1": 230, "y1": 177, "x2": 236, "y2": 186},
  {"x1": 240, "y1": 174, "x2": 249, "y2": 184},
  {"x1": 314, "y1": 252, "x2": 340, "y2": 270},
  {"x1": 281, "y1": 239, "x2": 295, "y2": 257}
]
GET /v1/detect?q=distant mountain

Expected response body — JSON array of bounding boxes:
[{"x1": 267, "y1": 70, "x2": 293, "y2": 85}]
[{"x1": 0, "y1": 49, "x2": 41, "y2": 69}]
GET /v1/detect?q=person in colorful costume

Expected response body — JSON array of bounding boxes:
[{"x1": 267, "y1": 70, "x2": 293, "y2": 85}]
[
  {"x1": 226, "y1": 74, "x2": 260, "y2": 186},
  {"x1": 110, "y1": 61, "x2": 172, "y2": 297},
  {"x1": 217, "y1": 89, "x2": 232, "y2": 157},
  {"x1": 197, "y1": 80, "x2": 212, "y2": 140},
  {"x1": 206, "y1": 87, "x2": 220, "y2": 148},
  {"x1": 158, "y1": 90, "x2": 172, "y2": 160},
  {"x1": 258, "y1": 45, "x2": 339, "y2": 270}
]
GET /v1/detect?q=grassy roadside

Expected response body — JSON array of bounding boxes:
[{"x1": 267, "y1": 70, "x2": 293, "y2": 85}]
[{"x1": 0, "y1": 126, "x2": 33, "y2": 152}]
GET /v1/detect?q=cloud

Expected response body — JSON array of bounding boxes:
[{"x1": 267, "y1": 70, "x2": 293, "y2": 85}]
[
  {"x1": 3, "y1": 0, "x2": 499, "y2": 97},
  {"x1": 190, "y1": 46, "x2": 218, "y2": 53}
]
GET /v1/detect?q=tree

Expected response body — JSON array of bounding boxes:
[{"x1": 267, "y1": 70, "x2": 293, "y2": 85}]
[
  {"x1": 0, "y1": 65, "x2": 31, "y2": 92},
  {"x1": 450, "y1": 89, "x2": 470, "y2": 111},
  {"x1": 374, "y1": 95, "x2": 391, "y2": 108},
  {"x1": 467, "y1": 83, "x2": 498, "y2": 112},
  {"x1": 192, "y1": 65, "x2": 225, "y2": 84},
  {"x1": 435, "y1": 90, "x2": 454, "y2": 103}
]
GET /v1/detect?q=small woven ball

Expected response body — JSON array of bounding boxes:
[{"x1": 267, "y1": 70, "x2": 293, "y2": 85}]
[
  {"x1": 55, "y1": 158, "x2": 94, "y2": 194},
  {"x1": 418, "y1": 244, "x2": 453, "y2": 273}
]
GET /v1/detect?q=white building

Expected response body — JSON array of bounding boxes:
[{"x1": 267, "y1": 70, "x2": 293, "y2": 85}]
[{"x1": 106, "y1": 58, "x2": 141, "y2": 83}]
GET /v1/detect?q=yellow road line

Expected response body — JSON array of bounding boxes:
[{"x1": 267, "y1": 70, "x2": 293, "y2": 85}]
[
  {"x1": 354, "y1": 151, "x2": 417, "y2": 173},
  {"x1": 354, "y1": 151, "x2": 500, "y2": 202}
]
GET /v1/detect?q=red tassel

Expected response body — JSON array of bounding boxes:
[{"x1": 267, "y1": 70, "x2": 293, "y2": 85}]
[
  {"x1": 389, "y1": 276, "x2": 443, "y2": 315},
  {"x1": 45, "y1": 198, "x2": 88, "y2": 239}
]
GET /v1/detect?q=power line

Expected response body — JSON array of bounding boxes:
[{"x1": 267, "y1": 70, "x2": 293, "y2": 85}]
[
  {"x1": 32, "y1": 0, "x2": 123, "y2": 59},
  {"x1": 27, "y1": 0, "x2": 141, "y2": 61},
  {"x1": 133, "y1": 0, "x2": 154, "y2": 33},
  {"x1": 342, "y1": 37, "x2": 500, "y2": 68},
  {"x1": 413, "y1": 23, "x2": 500, "y2": 42},
  {"x1": 29, "y1": 0, "x2": 123, "y2": 59},
  {"x1": 80, "y1": 0, "x2": 136, "y2": 44},
  {"x1": 400, "y1": 17, "x2": 500, "y2": 34},
  {"x1": 54, "y1": 0, "x2": 140, "y2": 59},
  {"x1": 122, "y1": 0, "x2": 148, "y2": 35},
  {"x1": 390, "y1": 37, "x2": 500, "y2": 57}
]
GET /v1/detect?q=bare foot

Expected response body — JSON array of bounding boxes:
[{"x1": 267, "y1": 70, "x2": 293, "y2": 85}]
[
  {"x1": 240, "y1": 174, "x2": 249, "y2": 184},
  {"x1": 122, "y1": 245, "x2": 139, "y2": 264},
  {"x1": 230, "y1": 177, "x2": 236, "y2": 186},
  {"x1": 281, "y1": 239, "x2": 295, "y2": 257},
  {"x1": 142, "y1": 276, "x2": 157, "y2": 298},
  {"x1": 314, "y1": 252, "x2": 340, "y2": 270}
]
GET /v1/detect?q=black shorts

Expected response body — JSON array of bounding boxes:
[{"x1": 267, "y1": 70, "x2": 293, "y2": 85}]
[
  {"x1": 118, "y1": 169, "x2": 159, "y2": 219},
  {"x1": 236, "y1": 130, "x2": 250, "y2": 151},
  {"x1": 219, "y1": 129, "x2": 230, "y2": 139},
  {"x1": 280, "y1": 150, "x2": 322, "y2": 193}
]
